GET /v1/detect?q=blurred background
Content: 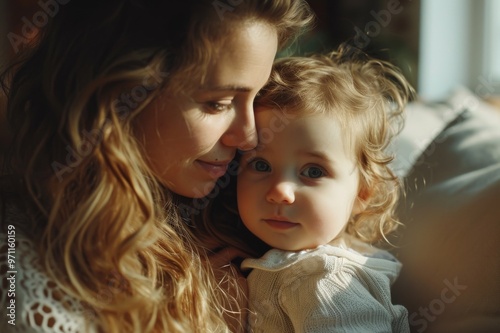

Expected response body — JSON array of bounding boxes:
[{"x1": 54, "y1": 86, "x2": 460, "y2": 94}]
[
  {"x1": 1, "y1": 0, "x2": 499, "y2": 104},
  {"x1": 298, "y1": 0, "x2": 500, "y2": 103}
]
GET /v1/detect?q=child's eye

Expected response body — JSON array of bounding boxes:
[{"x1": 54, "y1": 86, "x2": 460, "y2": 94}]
[
  {"x1": 249, "y1": 159, "x2": 271, "y2": 172},
  {"x1": 206, "y1": 102, "x2": 233, "y2": 113},
  {"x1": 301, "y1": 166, "x2": 325, "y2": 179}
]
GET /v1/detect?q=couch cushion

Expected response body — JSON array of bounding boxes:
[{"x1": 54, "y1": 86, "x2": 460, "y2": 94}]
[{"x1": 390, "y1": 87, "x2": 500, "y2": 333}]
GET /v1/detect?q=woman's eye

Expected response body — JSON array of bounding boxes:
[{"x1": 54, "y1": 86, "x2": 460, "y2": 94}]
[
  {"x1": 250, "y1": 159, "x2": 271, "y2": 172},
  {"x1": 301, "y1": 166, "x2": 325, "y2": 179},
  {"x1": 206, "y1": 102, "x2": 232, "y2": 112}
]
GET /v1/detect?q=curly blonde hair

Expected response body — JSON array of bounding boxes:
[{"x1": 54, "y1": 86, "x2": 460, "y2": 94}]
[
  {"x1": 255, "y1": 45, "x2": 416, "y2": 244},
  {"x1": 0, "y1": 1, "x2": 313, "y2": 332},
  {"x1": 194, "y1": 45, "x2": 415, "y2": 258}
]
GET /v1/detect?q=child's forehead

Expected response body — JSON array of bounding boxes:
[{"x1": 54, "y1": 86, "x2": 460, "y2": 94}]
[
  {"x1": 255, "y1": 108, "x2": 357, "y2": 156},
  {"x1": 254, "y1": 106, "x2": 324, "y2": 132},
  {"x1": 255, "y1": 106, "x2": 352, "y2": 137},
  {"x1": 255, "y1": 107, "x2": 356, "y2": 154}
]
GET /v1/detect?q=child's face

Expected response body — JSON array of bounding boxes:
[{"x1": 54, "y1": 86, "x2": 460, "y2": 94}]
[{"x1": 237, "y1": 107, "x2": 363, "y2": 251}]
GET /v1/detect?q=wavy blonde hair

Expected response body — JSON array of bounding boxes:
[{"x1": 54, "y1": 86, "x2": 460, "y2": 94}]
[
  {"x1": 0, "y1": 1, "x2": 313, "y2": 332},
  {"x1": 255, "y1": 45, "x2": 416, "y2": 244},
  {"x1": 196, "y1": 45, "x2": 415, "y2": 257}
]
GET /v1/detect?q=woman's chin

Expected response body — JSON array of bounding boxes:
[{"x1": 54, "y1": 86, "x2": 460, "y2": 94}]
[{"x1": 169, "y1": 180, "x2": 218, "y2": 199}]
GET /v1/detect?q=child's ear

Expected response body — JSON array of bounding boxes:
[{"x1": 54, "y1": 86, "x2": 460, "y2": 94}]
[{"x1": 352, "y1": 186, "x2": 371, "y2": 215}]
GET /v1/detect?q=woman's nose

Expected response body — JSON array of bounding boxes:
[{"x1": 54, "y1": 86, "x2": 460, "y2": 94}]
[
  {"x1": 266, "y1": 181, "x2": 296, "y2": 204},
  {"x1": 222, "y1": 104, "x2": 257, "y2": 151}
]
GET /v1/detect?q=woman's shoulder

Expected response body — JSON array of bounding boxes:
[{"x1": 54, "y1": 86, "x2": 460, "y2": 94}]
[{"x1": 0, "y1": 209, "x2": 96, "y2": 332}]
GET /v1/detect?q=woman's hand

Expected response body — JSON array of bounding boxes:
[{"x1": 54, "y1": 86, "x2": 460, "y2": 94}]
[{"x1": 208, "y1": 247, "x2": 249, "y2": 333}]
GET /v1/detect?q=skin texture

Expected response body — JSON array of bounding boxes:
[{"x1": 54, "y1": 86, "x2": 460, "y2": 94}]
[
  {"x1": 134, "y1": 22, "x2": 278, "y2": 198},
  {"x1": 238, "y1": 107, "x2": 363, "y2": 251}
]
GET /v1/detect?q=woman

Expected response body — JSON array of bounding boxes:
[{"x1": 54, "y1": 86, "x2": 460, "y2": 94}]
[{"x1": 0, "y1": 1, "x2": 313, "y2": 332}]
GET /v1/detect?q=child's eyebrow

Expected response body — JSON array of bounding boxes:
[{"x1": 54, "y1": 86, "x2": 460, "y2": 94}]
[
  {"x1": 254, "y1": 143, "x2": 268, "y2": 152},
  {"x1": 299, "y1": 150, "x2": 332, "y2": 162}
]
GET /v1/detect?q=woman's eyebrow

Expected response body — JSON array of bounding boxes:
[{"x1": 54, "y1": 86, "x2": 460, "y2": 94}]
[{"x1": 201, "y1": 84, "x2": 252, "y2": 92}]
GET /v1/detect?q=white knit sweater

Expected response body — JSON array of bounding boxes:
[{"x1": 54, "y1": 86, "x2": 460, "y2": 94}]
[
  {"x1": 0, "y1": 204, "x2": 96, "y2": 333},
  {"x1": 241, "y1": 237, "x2": 410, "y2": 333}
]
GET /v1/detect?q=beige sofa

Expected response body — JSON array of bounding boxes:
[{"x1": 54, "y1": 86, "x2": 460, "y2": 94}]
[{"x1": 389, "y1": 87, "x2": 500, "y2": 333}]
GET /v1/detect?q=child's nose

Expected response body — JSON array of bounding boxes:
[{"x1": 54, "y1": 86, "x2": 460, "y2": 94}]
[{"x1": 265, "y1": 181, "x2": 295, "y2": 204}]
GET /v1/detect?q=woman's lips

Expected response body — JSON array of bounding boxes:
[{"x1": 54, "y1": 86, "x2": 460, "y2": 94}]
[
  {"x1": 196, "y1": 160, "x2": 230, "y2": 178},
  {"x1": 263, "y1": 218, "x2": 299, "y2": 230}
]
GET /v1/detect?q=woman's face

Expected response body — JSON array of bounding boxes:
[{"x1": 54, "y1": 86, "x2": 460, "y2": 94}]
[{"x1": 134, "y1": 22, "x2": 278, "y2": 198}]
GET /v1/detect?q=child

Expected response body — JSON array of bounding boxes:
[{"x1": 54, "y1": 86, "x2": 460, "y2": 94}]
[{"x1": 237, "y1": 46, "x2": 415, "y2": 332}]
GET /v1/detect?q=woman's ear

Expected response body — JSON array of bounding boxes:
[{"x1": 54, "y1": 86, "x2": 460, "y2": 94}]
[{"x1": 352, "y1": 186, "x2": 370, "y2": 215}]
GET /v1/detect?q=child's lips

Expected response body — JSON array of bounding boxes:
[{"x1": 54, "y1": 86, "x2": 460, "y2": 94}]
[{"x1": 262, "y1": 217, "x2": 299, "y2": 230}]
